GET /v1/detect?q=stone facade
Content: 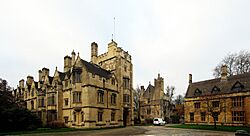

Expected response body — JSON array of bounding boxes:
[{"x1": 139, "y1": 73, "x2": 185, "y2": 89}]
[
  {"x1": 184, "y1": 66, "x2": 250, "y2": 126},
  {"x1": 13, "y1": 40, "x2": 133, "y2": 128},
  {"x1": 139, "y1": 74, "x2": 171, "y2": 122}
]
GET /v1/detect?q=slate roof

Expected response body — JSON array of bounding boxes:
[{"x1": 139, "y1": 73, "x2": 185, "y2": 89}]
[
  {"x1": 81, "y1": 59, "x2": 112, "y2": 78},
  {"x1": 58, "y1": 71, "x2": 66, "y2": 81},
  {"x1": 143, "y1": 84, "x2": 155, "y2": 99},
  {"x1": 48, "y1": 76, "x2": 53, "y2": 84},
  {"x1": 185, "y1": 72, "x2": 250, "y2": 98}
]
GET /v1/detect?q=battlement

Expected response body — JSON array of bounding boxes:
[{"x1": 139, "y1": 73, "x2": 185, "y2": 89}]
[{"x1": 96, "y1": 42, "x2": 132, "y2": 63}]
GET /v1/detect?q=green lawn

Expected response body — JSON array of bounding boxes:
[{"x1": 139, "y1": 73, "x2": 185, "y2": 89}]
[
  {"x1": 0, "y1": 126, "x2": 124, "y2": 135},
  {"x1": 168, "y1": 124, "x2": 250, "y2": 133}
]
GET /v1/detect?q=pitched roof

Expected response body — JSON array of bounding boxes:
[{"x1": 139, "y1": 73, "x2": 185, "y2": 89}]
[
  {"x1": 81, "y1": 59, "x2": 112, "y2": 78},
  {"x1": 58, "y1": 71, "x2": 66, "y2": 81},
  {"x1": 48, "y1": 76, "x2": 53, "y2": 84},
  {"x1": 143, "y1": 84, "x2": 155, "y2": 99},
  {"x1": 185, "y1": 72, "x2": 250, "y2": 98}
]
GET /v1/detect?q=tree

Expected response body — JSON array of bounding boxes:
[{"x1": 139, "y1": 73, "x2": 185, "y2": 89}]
[
  {"x1": 166, "y1": 85, "x2": 175, "y2": 102},
  {"x1": 200, "y1": 97, "x2": 227, "y2": 129},
  {"x1": 133, "y1": 86, "x2": 143, "y2": 124},
  {"x1": 174, "y1": 94, "x2": 184, "y2": 105},
  {"x1": 213, "y1": 50, "x2": 250, "y2": 78},
  {"x1": 0, "y1": 78, "x2": 42, "y2": 131}
]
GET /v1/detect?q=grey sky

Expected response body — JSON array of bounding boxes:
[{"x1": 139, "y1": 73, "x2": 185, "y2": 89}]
[{"x1": 0, "y1": 0, "x2": 249, "y2": 96}]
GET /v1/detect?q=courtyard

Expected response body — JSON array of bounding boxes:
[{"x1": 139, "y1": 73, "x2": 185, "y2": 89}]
[{"x1": 17, "y1": 126, "x2": 236, "y2": 136}]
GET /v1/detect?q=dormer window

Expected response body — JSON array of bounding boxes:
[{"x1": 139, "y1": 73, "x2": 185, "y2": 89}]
[
  {"x1": 212, "y1": 86, "x2": 220, "y2": 94},
  {"x1": 231, "y1": 81, "x2": 244, "y2": 92},
  {"x1": 194, "y1": 88, "x2": 202, "y2": 96}
]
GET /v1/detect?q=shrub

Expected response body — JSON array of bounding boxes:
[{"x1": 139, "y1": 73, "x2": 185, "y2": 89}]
[
  {"x1": 47, "y1": 121, "x2": 66, "y2": 129},
  {"x1": 144, "y1": 118, "x2": 153, "y2": 124}
]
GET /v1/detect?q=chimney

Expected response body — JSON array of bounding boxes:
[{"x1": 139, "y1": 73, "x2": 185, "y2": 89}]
[
  {"x1": 42, "y1": 68, "x2": 49, "y2": 77},
  {"x1": 71, "y1": 50, "x2": 76, "y2": 65},
  {"x1": 19, "y1": 79, "x2": 24, "y2": 88},
  {"x1": 38, "y1": 70, "x2": 42, "y2": 81},
  {"x1": 189, "y1": 74, "x2": 192, "y2": 84},
  {"x1": 26, "y1": 76, "x2": 34, "y2": 85},
  {"x1": 141, "y1": 86, "x2": 145, "y2": 91},
  {"x1": 221, "y1": 65, "x2": 228, "y2": 81},
  {"x1": 91, "y1": 42, "x2": 98, "y2": 64}
]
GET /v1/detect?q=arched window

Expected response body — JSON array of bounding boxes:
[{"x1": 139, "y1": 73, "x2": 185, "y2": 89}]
[
  {"x1": 81, "y1": 112, "x2": 84, "y2": 122},
  {"x1": 73, "y1": 112, "x2": 76, "y2": 122}
]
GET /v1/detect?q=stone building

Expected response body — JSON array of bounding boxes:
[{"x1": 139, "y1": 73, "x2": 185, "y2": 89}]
[
  {"x1": 185, "y1": 65, "x2": 250, "y2": 126},
  {"x1": 13, "y1": 40, "x2": 134, "y2": 128},
  {"x1": 139, "y1": 74, "x2": 171, "y2": 122}
]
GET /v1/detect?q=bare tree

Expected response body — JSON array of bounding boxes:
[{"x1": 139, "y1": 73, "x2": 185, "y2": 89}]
[
  {"x1": 174, "y1": 94, "x2": 184, "y2": 105},
  {"x1": 166, "y1": 85, "x2": 175, "y2": 102},
  {"x1": 200, "y1": 97, "x2": 227, "y2": 129},
  {"x1": 213, "y1": 50, "x2": 250, "y2": 78},
  {"x1": 133, "y1": 86, "x2": 143, "y2": 123}
]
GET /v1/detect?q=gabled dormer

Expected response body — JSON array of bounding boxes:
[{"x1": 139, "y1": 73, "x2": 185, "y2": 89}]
[
  {"x1": 194, "y1": 88, "x2": 202, "y2": 96},
  {"x1": 231, "y1": 81, "x2": 244, "y2": 92},
  {"x1": 211, "y1": 86, "x2": 220, "y2": 94}
]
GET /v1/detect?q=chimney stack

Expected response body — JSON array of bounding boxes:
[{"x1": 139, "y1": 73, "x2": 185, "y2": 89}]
[
  {"x1": 221, "y1": 65, "x2": 228, "y2": 81},
  {"x1": 91, "y1": 42, "x2": 98, "y2": 64},
  {"x1": 71, "y1": 50, "x2": 76, "y2": 66},
  {"x1": 189, "y1": 74, "x2": 192, "y2": 84}
]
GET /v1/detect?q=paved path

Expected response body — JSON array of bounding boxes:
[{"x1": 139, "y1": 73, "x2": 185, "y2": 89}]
[
  {"x1": 139, "y1": 126, "x2": 235, "y2": 136},
  {"x1": 19, "y1": 126, "x2": 235, "y2": 136}
]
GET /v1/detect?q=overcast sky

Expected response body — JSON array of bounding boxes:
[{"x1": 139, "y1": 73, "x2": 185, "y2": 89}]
[{"x1": 0, "y1": 0, "x2": 249, "y2": 96}]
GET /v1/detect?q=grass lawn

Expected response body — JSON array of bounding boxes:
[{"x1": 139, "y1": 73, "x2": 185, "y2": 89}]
[
  {"x1": 168, "y1": 124, "x2": 250, "y2": 133},
  {"x1": 0, "y1": 126, "x2": 124, "y2": 135}
]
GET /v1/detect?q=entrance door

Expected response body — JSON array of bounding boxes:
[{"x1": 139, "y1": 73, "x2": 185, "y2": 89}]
[{"x1": 123, "y1": 108, "x2": 128, "y2": 126}]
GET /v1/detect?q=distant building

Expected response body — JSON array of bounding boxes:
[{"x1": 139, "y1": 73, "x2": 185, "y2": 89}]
[
  {"x1": 13, "y1": 40, "x2": 134, "y2": 128},
  {"x1": 185, "y1": 65, "x2": 250, "y2": 126},
  {"x1": 139, "y1": 74, "x2": 171, "y2": 122}
]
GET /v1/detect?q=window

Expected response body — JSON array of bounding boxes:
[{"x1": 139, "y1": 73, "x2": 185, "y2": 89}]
[
  {"x1": 65, "y1": 80, "x2": 68, "y2": 87},
  {"x1": 111, "y1": 93, "x2": 116, "y2": 104},
  {"x1": 92, "y1": 73, "x2": 95, "y2": 78},
  {"x1": 73, "y1": 69, "x2": 82, "y2": 83},
  {"x1": 64, "y1": 98, "x2": 69, "y2": 106},
  {"x1": 194, "y1": 102, "x2": 200, "y2": 109},
  {"x1": 31, "y1": 100, "x2": 34, "y2": 109},
  {"x1": 212, "y1": 86, "x2": 220, "y2": 93},
  {"x1": 64, "y1": 116, "x2": 69, "y2": 124},
  {"x1": 73, "y1": 92, "x2": 81, "y2": 103},
  {"x1": 97, "y1": 90, "x2": 104, "y2": 103},
  {"x1": 213, "y1": 112, "x2": 219, "y2": 121},
  {"x1": 81, "y1": 112, "x2": 84, "y2": 122},
  {"x1": 232, "y1": 111, "x2": 245, "y2": 122},
  {"x1": 123, "y1": 77, "x2": 130, "y2": 89},
  {"x1": 111, "y1": 112, "x2": 115, "y2": 121},
  {"x1": 38, "y1": 97, "x2": 45, "y2": 107},
  {"x1": 111, "y1": 78, "x2": 115, "y2": 85},
  {"x1": 231, "y1": 81, "x2": 244, "y2": 91},
  {"x1": 201, "y1": 112, "x2": 206, "y2": 121},
  {"x1": 194, "y1": 88, "x2": 202, "y2": 96},
  {"x1": 48, "y1": 94, "x2": 56, "y2": 105},
  {"x1": 232, "y1": 97, "x2": 244, "y2": 107},
  {"x1": 148, "y1": 98, "x2": 150, "y2": 104},
  {"x1": 98, "y1": 111, "x2": 103, "y2": 122},
  {"x1": 147, "y1": 108, "x2": 151, "y2": 115},
  {"x1": 124, "y1": 65, "x2": 127, "y2": 72},
  {"x1": 123, "y1": 94, "x2": 130, "y2": 103},
  {"x1": 190, "y1": 112, "x2": 194, "y2": 122},
  {"x1": 31, "y1": 88, "x2": 35, "y2": 97},
  {"x1": 212, "y1": 101, "x2": 219, "y2": 108},
  {"x1": 73, "y1": 112, "x2": 76, "y2": 122}
]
